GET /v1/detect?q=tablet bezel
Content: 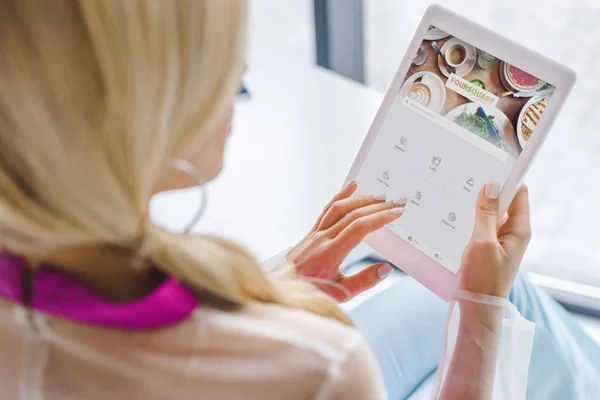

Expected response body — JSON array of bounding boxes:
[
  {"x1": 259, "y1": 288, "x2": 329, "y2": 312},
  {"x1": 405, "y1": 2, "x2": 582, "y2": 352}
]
[{"x1": 344, "y1": 5, "x2": 576, "y2": 301}]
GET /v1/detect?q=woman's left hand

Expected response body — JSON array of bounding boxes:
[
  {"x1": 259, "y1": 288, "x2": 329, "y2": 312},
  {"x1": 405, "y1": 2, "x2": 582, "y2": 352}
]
[{"x1": 287, "y1": 180, "x2": 407, "y2": 302}]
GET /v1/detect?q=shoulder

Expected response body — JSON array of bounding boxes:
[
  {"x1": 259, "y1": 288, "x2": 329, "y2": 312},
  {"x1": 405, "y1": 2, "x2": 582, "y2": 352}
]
[
  {"x1": 190, "y1": 302, "x2": 388, "y2": 399},
  {"x1": 195, "y1": 301, "x2": 364, "y2": 362},
  {"x1": 189, "y1": 302, "x2": 386, "y2": 399}
]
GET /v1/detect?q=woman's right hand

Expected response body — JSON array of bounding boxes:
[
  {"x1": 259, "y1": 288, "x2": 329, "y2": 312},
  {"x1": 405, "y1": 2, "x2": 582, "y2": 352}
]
[{"x1": 458, "y1": 183, "x2": 531, "y2": 298}]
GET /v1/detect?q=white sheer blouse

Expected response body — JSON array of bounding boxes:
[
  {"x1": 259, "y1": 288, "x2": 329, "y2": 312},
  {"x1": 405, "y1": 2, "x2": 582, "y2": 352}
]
[{"x1": 0, "y1": 255, "x2": 534, "y2": 399}]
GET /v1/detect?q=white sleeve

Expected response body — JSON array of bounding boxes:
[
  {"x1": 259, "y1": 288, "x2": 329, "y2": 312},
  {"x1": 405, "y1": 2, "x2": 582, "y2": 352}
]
[
  {"x1": 431, "y1": 290, "x2": 535, "y2": 400},
  {"x1": 261, "y1": 248, "x2": 291, "y2": 273}
]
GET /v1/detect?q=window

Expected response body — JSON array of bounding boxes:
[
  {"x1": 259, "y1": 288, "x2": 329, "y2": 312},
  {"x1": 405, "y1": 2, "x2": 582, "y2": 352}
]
[{"x1": 248, "y1": 0, "x2": 314, "y2": 68}]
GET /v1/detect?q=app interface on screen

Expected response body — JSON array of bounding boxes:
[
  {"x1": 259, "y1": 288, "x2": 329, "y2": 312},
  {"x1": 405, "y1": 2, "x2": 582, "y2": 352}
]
[{"x1": 355, "y1": 26, "x2": 556, "y2": 273}]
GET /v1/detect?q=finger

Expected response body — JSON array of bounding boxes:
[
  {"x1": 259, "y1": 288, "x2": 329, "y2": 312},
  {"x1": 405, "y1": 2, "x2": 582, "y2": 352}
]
[
  {"x1": 327, "y1": 197, "x2": 407, "y2": 237},
  {"x1": 499, "y1": 184, "x2": 531, "y2": 244},
  {"x1": 333, "y1": 206, "x2": 406, "y2": 253},
  {"x1": 338, "y1": 263, "x2": 395, "y2": 300},
  {"x1": 473, "y1": 182, "x2": 501, "y2": 239},
  {"x1": 499, "y1": 212, "x2": 509, "y2": 227},
  {"x1": 506, "y1": 184, "x2": 530, "y2": 231},
  {"x1": 318, "y1": 194, "x2": 390, "y2": 231},
  {"x1": 311, "y1": 180, "x2": 357, "y2": 232},
  {"x1": 305, "y1": 272, "x2": 352, "y2": 303}
]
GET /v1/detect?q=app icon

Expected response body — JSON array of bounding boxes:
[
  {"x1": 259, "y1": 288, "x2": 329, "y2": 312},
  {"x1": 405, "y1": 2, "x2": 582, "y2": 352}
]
[
  {"x1": 415, "y1": 190, "x2": 422, "y2": 201},
  {"x1": 400, "y1": 137, "x2": 408, "y2": 146},
  {"x1": 448, "y1": 212, "x2": 457, "y2": 223},
  {"x1": 431, "y1": 156, "x2": 442, "y2": 166},
  {"x1": 466, "y1": 178, "x2": 475, "y2": 187},
  {"x1": 383, "y1": 171, "x2": 390, "y2": 180}
]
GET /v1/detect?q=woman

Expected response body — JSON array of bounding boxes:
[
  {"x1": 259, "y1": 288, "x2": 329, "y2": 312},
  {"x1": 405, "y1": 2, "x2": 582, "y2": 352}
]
[{"x1": 0, "y1": 1, "x2": 588, "y2": 399}]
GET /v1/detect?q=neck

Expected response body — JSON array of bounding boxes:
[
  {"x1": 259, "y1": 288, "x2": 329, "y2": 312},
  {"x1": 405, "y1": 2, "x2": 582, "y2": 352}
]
[{"x1": 22, "y1": 245, "x2": 163, "y2": 302}]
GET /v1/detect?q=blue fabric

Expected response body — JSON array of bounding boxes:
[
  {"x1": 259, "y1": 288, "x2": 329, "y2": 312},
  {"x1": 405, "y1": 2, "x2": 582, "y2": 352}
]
[{"x1": 349, "y1": 271, "x2": 600, "y2": 400}]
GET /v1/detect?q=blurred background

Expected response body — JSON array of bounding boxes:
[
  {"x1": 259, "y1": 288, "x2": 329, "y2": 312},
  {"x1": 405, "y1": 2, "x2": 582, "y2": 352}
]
[{"x1": 246, "y1": 0, "x2": 600, "y2": 314}]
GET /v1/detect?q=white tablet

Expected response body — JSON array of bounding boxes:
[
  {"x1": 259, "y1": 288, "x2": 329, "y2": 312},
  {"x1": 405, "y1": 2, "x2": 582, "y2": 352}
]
[{"x1": 345, "y1": 5, "x2": 576, "y2": 300}]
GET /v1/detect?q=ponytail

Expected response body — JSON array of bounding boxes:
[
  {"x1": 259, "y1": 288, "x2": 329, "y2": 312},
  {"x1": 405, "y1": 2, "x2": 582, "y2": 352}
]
[{"x1": 143, "y1": 224, "x2": 353, "y2": 325}]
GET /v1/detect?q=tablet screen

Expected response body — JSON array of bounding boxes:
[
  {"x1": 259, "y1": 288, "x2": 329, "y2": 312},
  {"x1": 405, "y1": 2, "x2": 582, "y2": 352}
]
[{"x1": 355, "y1": 26, "x2": 556, "y2": 273}]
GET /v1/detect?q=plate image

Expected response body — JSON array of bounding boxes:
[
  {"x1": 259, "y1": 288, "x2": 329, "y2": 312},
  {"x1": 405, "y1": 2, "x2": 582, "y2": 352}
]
[
  {"x1": 516, "y1": 92, "x2": 551, "y2": 149},
  {"x1": 399, "y1": 71, "x2": 447, "y2": 113},
  {"x1": 445, "y1": 102, "x2": 520, "y2": 157},
  {"x1": 499, "y1": 62, "x2": 546, "y2": 96},
  {"x1": 437, "y1": 38, "x2": 477, "y2": 78}
]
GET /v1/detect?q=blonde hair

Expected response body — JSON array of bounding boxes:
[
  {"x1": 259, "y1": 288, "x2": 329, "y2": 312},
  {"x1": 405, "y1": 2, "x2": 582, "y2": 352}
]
[{"x1": 0, "y1": 1, "x2": 351, "y2": 324}]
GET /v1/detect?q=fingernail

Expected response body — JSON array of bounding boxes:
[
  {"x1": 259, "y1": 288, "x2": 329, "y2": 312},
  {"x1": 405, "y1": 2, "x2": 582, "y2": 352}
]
[
  {"x1": 484, "y1": 183, "x2": 500, "y2": 200},
  {"x1": 377, "y1": 264, "x2": 394, "y2": 279},
  {"x1": 345, "y1": 180, "x2": 357, "y2": 190},
  {"x1": 392, "y1": 197, "x2": 408, "y2": 206},
  {"x1": 373, "y1": 194, "x2": 387, "y2": 201},
  {"x1": 390, "y1": 207, "x2": 405, "y2": 214}
]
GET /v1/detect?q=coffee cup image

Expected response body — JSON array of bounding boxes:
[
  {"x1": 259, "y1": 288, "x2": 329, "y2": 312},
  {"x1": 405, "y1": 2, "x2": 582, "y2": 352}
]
[
  {"x1": 408, "y1": 83, "x2": 432, "y2": 106},
  {"x1": 400, "y1": 72, "x2": 446, "y2": 113},
  {"x1": 407, "y1": 74, "x2": 434, "y2": 106},
  {"x1": 445, "y1": 44, "x2": 467, "y2": 68}
]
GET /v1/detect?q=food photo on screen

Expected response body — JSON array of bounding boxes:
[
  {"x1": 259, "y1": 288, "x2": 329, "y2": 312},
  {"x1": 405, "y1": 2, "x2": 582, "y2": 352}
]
[{"x1": 399, "y1": 25, "x2": 555, "y2": 159}]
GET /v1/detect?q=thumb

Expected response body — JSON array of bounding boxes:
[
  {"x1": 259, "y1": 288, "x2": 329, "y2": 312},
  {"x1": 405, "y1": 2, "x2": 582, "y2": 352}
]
[
  {"x1": 474, "y1": 182, "x2": 501, "y2": 239},
  {"x1": 338, "y1": 262, "x2": 394, "y2": 300}
]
